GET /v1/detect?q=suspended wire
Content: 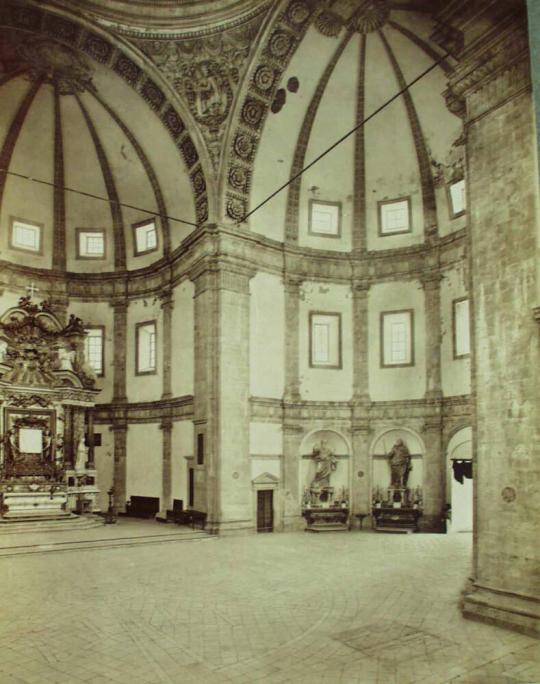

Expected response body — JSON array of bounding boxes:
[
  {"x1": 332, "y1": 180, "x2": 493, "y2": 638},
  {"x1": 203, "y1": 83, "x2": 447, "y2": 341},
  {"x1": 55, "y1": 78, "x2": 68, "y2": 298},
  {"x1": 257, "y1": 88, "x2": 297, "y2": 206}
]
[
  {"x1": 0, "y1": 48, "x2": 449, "y2": 230},
  {"x1": 238, "y1": 49, "x2": 450, "y2": 224},
  {"x1": 0, "y1": 169, "x2": 200, "y2": 228}
]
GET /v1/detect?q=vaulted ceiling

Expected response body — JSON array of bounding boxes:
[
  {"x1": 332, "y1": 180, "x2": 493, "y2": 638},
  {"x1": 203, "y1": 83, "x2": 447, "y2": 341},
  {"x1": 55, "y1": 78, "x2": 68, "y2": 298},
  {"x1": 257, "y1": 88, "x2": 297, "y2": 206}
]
[{"x1": 0, "y1": 0, "x2": 465, "y2": 274}]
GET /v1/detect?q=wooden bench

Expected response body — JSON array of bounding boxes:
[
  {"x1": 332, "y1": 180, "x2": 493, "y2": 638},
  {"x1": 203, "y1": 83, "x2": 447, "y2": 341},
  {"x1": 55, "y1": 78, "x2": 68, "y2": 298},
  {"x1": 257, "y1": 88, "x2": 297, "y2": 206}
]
[
  {"x1": 174, "y1": 509, "x2": 207, "y2": 530},
  {"x1": 125, "y1": 496, "x2": 160, "y2": 519}
]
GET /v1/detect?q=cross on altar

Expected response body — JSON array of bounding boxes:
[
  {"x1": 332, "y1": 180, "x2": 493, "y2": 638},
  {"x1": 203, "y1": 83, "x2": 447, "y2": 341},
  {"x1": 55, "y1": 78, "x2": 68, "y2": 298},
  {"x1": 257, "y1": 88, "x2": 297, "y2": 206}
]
[{"x1": 26, "y1": 282, "x2": 39, "y2": 299}]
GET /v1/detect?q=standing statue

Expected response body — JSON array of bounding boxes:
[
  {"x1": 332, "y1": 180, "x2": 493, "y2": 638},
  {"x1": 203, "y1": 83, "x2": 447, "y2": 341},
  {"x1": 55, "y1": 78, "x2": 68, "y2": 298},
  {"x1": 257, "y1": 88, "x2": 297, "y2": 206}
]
[
  {"x1": 387, "y1": 439, "x2": 412, "y2": 488},
  {"x1": 311, "y1": 440, "x2": 337, "y2": 488},
  {"x1": 75, "y1": 437, "x2": 88, "y2": 474}
]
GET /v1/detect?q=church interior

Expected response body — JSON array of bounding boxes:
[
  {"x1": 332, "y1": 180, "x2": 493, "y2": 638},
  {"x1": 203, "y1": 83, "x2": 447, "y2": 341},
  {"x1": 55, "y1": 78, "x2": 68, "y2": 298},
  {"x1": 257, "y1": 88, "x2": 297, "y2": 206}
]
[{"x1": 0, "y1": 0, "x2": 539, "y2": 681}]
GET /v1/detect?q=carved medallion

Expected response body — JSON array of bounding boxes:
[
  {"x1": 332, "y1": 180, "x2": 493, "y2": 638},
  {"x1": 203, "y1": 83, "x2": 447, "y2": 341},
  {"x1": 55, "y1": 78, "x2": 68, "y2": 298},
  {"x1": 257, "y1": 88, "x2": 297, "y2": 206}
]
[{"x1": 501, "y1": 486, "x2": 516, "y2": 503}]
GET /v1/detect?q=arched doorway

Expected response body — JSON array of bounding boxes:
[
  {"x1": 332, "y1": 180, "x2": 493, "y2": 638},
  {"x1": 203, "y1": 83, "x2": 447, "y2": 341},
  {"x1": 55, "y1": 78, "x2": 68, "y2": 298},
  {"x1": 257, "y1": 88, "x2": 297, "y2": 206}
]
[{"x1": 446, "y1": 427, "x2": 473, "y2": 533}]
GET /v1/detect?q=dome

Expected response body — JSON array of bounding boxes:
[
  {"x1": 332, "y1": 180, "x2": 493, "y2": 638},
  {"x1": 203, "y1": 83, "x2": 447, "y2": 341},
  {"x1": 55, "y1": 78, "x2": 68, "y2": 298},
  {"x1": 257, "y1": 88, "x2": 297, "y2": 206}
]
[{"x1": 0, "y1": 20, "x2": 205, "y2": 275}]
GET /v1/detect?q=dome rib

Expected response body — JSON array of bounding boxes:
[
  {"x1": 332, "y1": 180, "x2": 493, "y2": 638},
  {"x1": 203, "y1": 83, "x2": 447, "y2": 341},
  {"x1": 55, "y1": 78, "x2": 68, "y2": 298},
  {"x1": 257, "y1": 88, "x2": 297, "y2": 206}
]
[
  {"x1": 387, "y1": 20, "x2": 451, "y2": 75},
  {"x1": 284, "y1": 29, "x2": 355, "y2": 244},
  {"x1": 53, "y1": 82, "x2": 67, "y2": 271},
  {"x1": 352, "y1": 33, "x2": 368, "y2": 251},
  {"x1": 91, "y1": 90, "x2": 171, "y2": 258},
  {"x1": 75, "y1": 94, "x2": 127, "y2": 270},
  {"x1": 378, "y1": 27, "x2": 437, "y2": 240},
  {"x1": 0, "y1": 78, "x2": 43, "y2": 213}
]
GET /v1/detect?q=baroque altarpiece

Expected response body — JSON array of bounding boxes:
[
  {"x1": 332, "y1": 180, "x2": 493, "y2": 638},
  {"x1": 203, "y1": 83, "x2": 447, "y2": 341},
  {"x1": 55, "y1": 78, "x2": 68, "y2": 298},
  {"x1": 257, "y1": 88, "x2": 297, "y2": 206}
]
[{"x1": 0, "y1": 296, "x2": 100, "y2": 520}]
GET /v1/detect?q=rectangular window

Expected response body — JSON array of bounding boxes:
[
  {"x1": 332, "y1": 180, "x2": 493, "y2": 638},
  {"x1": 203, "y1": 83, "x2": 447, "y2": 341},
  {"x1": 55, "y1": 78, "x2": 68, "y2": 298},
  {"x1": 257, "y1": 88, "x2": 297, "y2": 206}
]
[
  {"x1": 449, "y1": 179, "x2": 466, "y2": 217},
  {"x1": 309, "y1": 312, "x2": 342, "y2": 369},
  {"x1": 84, "y1": 327, "x2": 105, "y2": 376},
  {"x1": 197, "y1": 433, "x2": 204, "y2": 465},
  {"x1": 453, "y1": 298, "x2": 470, "y2": 358},
  {"x1": 381, "y1": 310, "x2": 414, "y2": 367},
  {"x1": 308, "y1": 200, "x2": 342, "y2": 237},
  {"x1": 10, "y1": 217, "x2": 43, "y2": 253},
  {"x1": 378, "y1": 198, "x2": 412, "y2": 236},
  {"x1": 77, "y1": 229, "x2": 105, "y2": 259},
  {"x1": 133, "y1": 219, "x2": 158, "y2": 256},
  {"x1": 136, "y1": 321, "x2": 157, "y2": 374}
]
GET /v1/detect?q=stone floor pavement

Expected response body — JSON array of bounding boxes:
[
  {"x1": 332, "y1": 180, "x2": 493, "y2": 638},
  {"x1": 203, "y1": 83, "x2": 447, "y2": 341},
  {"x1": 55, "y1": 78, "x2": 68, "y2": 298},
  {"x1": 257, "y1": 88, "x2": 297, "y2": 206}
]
[{"x1": 0, "y1": 526, "x2": 538, "y2": 684}]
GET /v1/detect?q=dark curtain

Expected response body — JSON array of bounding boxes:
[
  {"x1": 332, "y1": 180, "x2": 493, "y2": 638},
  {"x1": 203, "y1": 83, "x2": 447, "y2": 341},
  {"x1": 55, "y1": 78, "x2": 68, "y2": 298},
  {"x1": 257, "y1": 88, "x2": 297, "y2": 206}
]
[{"x1": 452, "y1": 459, "x2": 473, "y2": 484}]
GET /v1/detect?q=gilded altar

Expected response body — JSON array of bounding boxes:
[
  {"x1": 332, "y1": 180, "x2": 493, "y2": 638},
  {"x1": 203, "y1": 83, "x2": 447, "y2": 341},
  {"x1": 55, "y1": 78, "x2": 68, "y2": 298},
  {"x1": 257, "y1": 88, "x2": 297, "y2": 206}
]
[{"x1": 0, "y1": 297, "x2": 101, "y2": 521}]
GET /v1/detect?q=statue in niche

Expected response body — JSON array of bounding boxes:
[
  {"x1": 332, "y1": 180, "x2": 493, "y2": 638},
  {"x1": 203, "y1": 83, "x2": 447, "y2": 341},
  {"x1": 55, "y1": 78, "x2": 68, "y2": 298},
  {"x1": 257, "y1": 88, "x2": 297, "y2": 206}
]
[
  {"x1": 75, "y1": 438, "x2": 88, "y2": 474},
  {"x1": 309, "y1": 440, "x2": 337, "y2": 505},
  {"x1": 311, "y1": 440, "x2": 337, "y2": 488},
  {"x1": 387, "y1": 439, "x2": 412, "y2": 488}
]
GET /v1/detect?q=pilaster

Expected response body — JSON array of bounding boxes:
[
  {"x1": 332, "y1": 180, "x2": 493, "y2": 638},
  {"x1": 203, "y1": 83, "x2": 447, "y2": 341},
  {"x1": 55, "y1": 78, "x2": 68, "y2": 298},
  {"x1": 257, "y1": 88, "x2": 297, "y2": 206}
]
[
  {"x1": 160, "y1": 287, "x2": 174, "y2": 400},
  {"x1": 159, "y1": 416, "x2": 173, "y2": 514},
  {"x1": 421, "y1": 271, "x2": 443, "y2": 400},
  {"x1": 190, "y1": 257, "x2": 255, "y2": 534},
  {"x1": 110, "y1": 419, "x2": 128, "y2": 513},
  {"x1": 283, "y1": 275, "x2": 303, "y2": 403},
  {"x1": 281, "y1": 421, "x2": 304, "y2": 531},
  {"x1": 110, "y1": 299, "x2": 128, "y2": 403}
]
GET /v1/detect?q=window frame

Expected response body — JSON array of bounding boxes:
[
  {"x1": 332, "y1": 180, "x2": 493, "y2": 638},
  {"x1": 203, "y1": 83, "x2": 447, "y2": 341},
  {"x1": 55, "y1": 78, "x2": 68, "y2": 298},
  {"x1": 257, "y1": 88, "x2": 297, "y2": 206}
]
[
  {"x1": 132, "y1": 218, "x2": 159, "y2": 257},
  {"x1": 9, "y1": 216, "x2": 44, "y2": 255},
  {"x1": 308, "y1": 311, "x2": 342, "y2": 370},
  {"x1": 76, "y1": 228, "x2": 106, "y2": 260},
  {"x1": 377, "y1": 197, "x2": 412, "y2": 237},
  {"x1": 308, "y1": 199, "x2": 342, "y2": 239},
  {"x1": 380, "y1": 309, "x2": 415, "y2": 368},
  {"x1": 135, "y1": 319, "x2": 158, "y2": 376},
  {"x1": 84, "y1": 325, "x2": 105, "y2": 377},
  {"x1": 447, "y1": 178, "x2": 466, "y2": 219},
  {"x1": 452, "y1": 297, "x2": 470, "y2": 359}
]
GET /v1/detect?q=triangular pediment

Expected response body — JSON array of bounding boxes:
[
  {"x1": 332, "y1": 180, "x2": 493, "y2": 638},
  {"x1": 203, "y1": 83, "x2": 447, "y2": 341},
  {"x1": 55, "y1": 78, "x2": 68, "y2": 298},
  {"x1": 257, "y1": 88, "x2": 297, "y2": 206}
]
[{"x1": 252, "y1": 472, "x2": 280, "y2": 485}]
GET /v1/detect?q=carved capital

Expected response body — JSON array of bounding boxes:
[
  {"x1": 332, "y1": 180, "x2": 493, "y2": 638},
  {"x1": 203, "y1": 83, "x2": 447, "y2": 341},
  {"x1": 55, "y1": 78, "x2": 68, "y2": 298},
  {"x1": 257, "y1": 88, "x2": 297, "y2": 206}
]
[
  {"x1": 159, "y1": 287, "x2": 174, "y2": 310},
  {"x1": 533, "y1": 307, "x2": 540, "y2": 325},
  {"x1": 282, "y1": 275, "x2": 304, "y2": 295},
  {"x1": 352, "y1": 279, "x2": 371, "y2": 298},
  {"x1": 110, "y1": 298, "x2": 129, "y2": 314},
  {"x1": 420, "y1": 272, "x2": 443, "y2": 291}
]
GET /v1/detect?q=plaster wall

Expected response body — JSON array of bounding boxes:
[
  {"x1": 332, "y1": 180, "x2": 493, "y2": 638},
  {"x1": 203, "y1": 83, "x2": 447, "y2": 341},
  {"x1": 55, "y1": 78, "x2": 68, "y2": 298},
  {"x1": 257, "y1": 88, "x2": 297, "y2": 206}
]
[
  {"x1": 69, "y1": 300, "x2": 114, "y2": 404},
  {"x1": 94, "y1": 423, "x2": 114, "y2": 510},
  {"x1": 171, "y1": 279, "x2": 194, "y2": 397},
  {"x1": 440, "y1": 265, "x2": 470, "y2": 397},
  {"x1": 249, "y1": 421, "x2": 283, "y2": 455},
  {"x1": 126, "y1": 297, "x2": 162, "y2": 402},
  {"x1": 299, "y1": 282, "x2": 353, "y2": 401},
  {"x1": 297, "y1": 34, "x2": 358, "y2": 253},
  {"x1": 171, "y1": 419, "x2": 193, "y2": 507},
  {"x1": 368, "y1": 280, "x2": 426, "y2": 401},
  {"x1": 0, "y1": 84, "x2": 54, "y2": 270},
  {"x1": 249, "y1": 272, "x2": 285, "y2": 398},
  {"x1": 126, "y1": 422, "x2": 162, "y2": 501},
  {"x1": 250, "y1": 25, "x2": 338, "y2": 241}
]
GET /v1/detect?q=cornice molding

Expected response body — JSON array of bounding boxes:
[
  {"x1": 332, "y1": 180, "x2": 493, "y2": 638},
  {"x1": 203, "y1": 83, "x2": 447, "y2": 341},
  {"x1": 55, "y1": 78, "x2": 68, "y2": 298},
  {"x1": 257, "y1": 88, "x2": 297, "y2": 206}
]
[{"x1": 0, "y1": 223, "x2": 468, "y2": 301}]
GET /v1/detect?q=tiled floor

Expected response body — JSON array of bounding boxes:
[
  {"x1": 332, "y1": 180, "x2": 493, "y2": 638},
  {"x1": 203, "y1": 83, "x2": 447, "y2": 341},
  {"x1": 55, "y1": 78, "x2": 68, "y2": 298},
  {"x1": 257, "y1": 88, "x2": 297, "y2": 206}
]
[{"x1": 0, "y1": 525, "x2": 538, "y2": 684}]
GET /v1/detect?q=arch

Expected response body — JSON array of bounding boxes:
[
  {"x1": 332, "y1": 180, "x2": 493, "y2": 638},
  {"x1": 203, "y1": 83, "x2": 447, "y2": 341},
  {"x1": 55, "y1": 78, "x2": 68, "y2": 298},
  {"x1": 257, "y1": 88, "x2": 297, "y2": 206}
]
[
  {"x1": 445, "y1": 425, "x2": 472, "y2": 533},
  {"x1": 369, "y1": 425, "x2": 425, "y2": 456},
  {"x1": 299, "y1": 427, "x2": 351, "y2": 455}
]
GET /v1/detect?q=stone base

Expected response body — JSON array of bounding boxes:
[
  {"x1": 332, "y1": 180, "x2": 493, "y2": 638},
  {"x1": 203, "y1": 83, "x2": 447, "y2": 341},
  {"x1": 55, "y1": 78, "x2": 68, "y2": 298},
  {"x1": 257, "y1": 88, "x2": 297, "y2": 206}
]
[
  {"x1": 282, "y1": 514, "x2": 305, "y2": 532},
  {"x1": 1, "y1": 490, "x2": 68, "y2": 519},
  {"x1": 462, "y1": 583, "x2": 540, "y2": 638},
  {"x1": 206, "y1": 519, "x2": 255, "y2": 536}
]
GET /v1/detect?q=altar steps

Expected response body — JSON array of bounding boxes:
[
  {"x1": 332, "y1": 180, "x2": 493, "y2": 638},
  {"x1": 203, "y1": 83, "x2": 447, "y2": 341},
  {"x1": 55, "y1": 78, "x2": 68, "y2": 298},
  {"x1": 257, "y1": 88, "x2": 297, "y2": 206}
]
[
  {"x1": 0, "y1": 514, "x2": 103, "y2": 534},
  {"x1": 0, "y1": 528, "x2": 214, "y2": 557}
]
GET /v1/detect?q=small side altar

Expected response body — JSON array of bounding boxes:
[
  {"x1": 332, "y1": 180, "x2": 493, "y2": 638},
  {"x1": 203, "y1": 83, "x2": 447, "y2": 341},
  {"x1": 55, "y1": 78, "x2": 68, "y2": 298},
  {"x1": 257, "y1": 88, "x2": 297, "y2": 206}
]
[
  {"x1": 302, "y1": 439, "x2": 349, "y2": 532},
  {"x1": 0, "y1": 295, "x2": 101, "y2": 522},
  {"x1": 372, "y1": 439, "x2": 422, "y2": 533}
]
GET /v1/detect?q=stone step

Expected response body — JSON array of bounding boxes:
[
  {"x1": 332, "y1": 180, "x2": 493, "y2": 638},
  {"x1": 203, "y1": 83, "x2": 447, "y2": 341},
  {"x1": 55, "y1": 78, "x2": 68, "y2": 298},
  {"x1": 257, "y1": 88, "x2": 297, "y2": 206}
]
[
  {"x1": 0, "y1": 529, "x2": 215, "y2": 557},
  {"x1": 0, "y1": 515, "x2": 103, "y2": 534}
]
